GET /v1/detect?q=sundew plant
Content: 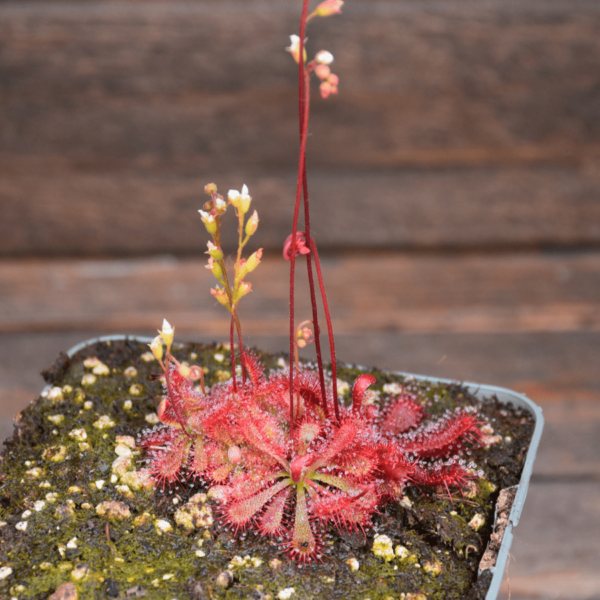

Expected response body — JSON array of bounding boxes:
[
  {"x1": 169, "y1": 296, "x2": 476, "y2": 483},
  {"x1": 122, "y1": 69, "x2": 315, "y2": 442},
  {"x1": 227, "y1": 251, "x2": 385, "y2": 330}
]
[{"x1": 140, "y1": 0, "x2": 486, "y2": 563}]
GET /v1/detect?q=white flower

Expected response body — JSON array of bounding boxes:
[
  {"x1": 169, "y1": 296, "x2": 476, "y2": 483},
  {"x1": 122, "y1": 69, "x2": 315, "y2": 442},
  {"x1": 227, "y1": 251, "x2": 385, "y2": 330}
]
[
  {"x1": 228, "y1": 185, "x2": 251, "y2": 214},
  {"x1": 34, "y1": 501, "x2": 46, "y2": 512},
  {"x1": 286, "y1": 35, "x2": 301, "y2": 63},
  {"x1": 315, "y1": 50, "x2": 334, "y2": 65},
  {"x1": 278, "y1": 588, "x2": 295, "y2": 600},
  {"x1": 15, "y1": 521, "x2": 28, "y2": 532},
  {"x1": 0, "y1": 566, "x2": 12, "y2": 580},
  {"x1": 162, "y1": 319, "x2": 173, "y2": 335}
]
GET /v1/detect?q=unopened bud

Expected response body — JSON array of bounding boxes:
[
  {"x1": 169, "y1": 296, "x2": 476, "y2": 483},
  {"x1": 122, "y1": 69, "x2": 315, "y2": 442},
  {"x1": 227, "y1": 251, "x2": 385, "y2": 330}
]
[
  {"x1": 159, "y1": 319, "x2": 174, "y2": 349},
  {"x1": 244, "y1": 248, "x2": 263, "y2": 275},
  {"x1": 206, "y1": 241, "x2": 223, "y2": 261},
  {"x1": 245, "y1": 210, "x2": 259, "y2": 237},
  {"x1": 178, "y1": 364, "x2": 191, "y2": 378},
  {"x1": 214, "y1": 196, "x2": 227, "y2": 214},
  {"x1": 148, "y1": 336, "x2": 164, "y2": 362},
  {"x1": 320, "y1": 81, "x2": 332, "y2": 98},
  {"x1": 314, "y1": 64, "x2": 331, "y2": 80},
  {"x1": 206, "y1": 257, "x2": 224, "y2": 284},
  {"x1": 233, "y1": 281, "x2": 252, "y2": 305},
  {"x1": 314, "y1": 0, "x2": 344, "y2": 17},
  {"x1": 211, "y1": 287, "x2": 230, "y2": 309},
  {"x1": 204, "y1": 183, "x2": 217, "y2": 195},
  {"x1": 315, "y1": 50, "x2": 334, "y2": 65}
]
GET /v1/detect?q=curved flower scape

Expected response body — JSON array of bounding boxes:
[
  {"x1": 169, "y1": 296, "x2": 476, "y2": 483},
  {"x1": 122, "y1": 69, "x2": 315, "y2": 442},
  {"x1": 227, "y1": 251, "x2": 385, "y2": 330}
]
[{"x1": 140, "y1": 332, "x2": 485, "y2": 563}]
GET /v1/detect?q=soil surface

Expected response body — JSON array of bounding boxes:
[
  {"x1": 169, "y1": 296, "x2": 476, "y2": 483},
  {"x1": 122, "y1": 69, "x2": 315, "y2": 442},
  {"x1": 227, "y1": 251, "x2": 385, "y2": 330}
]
[{"x1": 0, "y1": 339, "x2": 534, "y2": 600}]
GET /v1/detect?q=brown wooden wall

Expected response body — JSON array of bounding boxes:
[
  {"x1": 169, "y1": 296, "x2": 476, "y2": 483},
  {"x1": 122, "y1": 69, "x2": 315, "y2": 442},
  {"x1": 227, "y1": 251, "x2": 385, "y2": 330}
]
[{"x1": 1, "y1": 0, "x2": 600, "y2": 256}]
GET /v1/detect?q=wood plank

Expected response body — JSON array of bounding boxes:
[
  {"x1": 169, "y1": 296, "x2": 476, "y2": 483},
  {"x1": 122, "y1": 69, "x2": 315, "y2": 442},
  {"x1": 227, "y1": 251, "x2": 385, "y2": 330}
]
[
  {"x1": 0, "y1": 0, "x2": 599, "y2": 171},
  {"x1": 2, "y1": 165, "x2": 600, "y2": 256},
  {"x1": 498, "y1": 482, "x2": 600, "y2": 600},
  {"x1": 2, "y1": 252, "x2": 600, "y2": 333}
]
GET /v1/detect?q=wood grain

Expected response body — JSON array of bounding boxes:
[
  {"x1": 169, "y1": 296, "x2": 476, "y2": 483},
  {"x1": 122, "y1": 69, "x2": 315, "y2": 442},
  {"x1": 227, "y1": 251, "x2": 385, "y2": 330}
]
[
  {"x1": 2, "y1": 0, "x2": 599, "y2": 168},
  {"x1": 2, "y1": 252, "x2": 599, "y2": 334},
  {"x1": 497, "y1": 482, "x2": 600, "y2": 600},
  {"x1": 1, "y1": 0, "x2": 600, "y2": 256},
  {"x1": 2, "y1": 165, "x2": 600, "y2": 256}
]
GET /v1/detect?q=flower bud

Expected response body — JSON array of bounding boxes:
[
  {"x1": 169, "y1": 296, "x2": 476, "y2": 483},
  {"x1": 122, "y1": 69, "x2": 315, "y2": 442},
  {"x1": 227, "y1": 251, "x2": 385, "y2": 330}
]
[
  {"x1": 320, "y1": 82, "x2": 331, "y2": 98},
  {"x1": 245, "y1": 210, "x2": 259, "y2": 237},
  {"x1": 178, "y1": 363, "x2": 190, "y2": 378},
  {"x1": 314, "y1": 0, "x2": 344, "y2": 17},
  {"x1": 286, "y1": 35, "x2": 307, "y2": 64},
  {"x1": 206, "y1": 241, "x2": 223, "y2": 261},
  {"x1": 228, "y1": 184, "x2": 251, "y2": 215},
  {"x1": 315, "y1": 50, "x2": 334, "y2": 65},
  {"x1": 199, "y1": 210, "x2": 217, "y2": 235},
  {"x1": 204, "y1": 183, "x2": 217, "y2": 195},
  {"x1": 211, "y1": 287, "x2": 230, "y2": 309},
  {"x1": 159, "y1": 319, "x2": 174, "y2": 349},
  {"x1": 214, "y1": 196, "x2": 227, "y2": 215},
  {"x1": 205, "y1": 257, "x2": 224, "y2": 284},
  {"x1": 233, "y1": 281, "x2": 252, "y2": 305},
  {"x1": 148, "y1": 336, "x2": 164, "y2": 362},
  {"x1": 314, "y1": 64, "x2": 331, "y2": 81},
  {"x1": 244, "y1": 248, "x2": 263, "y2": 275}
]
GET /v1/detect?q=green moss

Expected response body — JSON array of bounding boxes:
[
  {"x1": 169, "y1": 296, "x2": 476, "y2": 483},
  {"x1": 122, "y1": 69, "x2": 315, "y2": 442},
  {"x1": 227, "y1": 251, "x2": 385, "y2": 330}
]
[{"x1": 0, "y1": 340, "x2": 534, "y2": 600}]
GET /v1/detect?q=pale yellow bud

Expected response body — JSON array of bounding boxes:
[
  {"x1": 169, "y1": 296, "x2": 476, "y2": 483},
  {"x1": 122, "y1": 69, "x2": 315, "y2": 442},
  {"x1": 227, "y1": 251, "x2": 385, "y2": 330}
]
[
  {"x1": 245, "y1": 210, "x2": 259, "y2": 237},
  {"x1": 206, "y1": 241, "x2": 224, "y2": 261},
  {"x1": 160, "y1": 319, "x2": 174, "y2": 349},
  {"x1": 205, "y1": 257, "x2": 224, "y2": 284},
  {"x1": 211, "y1": 287, "x2": 230, "y2": 309},
  {"x1": 244, "y1": 248, "x2": 263, "y2": 275},
  {"x1": 204, "y1": 183, "x2": 217, "y2": 195},
  {"x1": 178, "y1": 364, "x2": 191, "y2": 378},
  {"x1": 233, "y1": 281, "x2": 252, "y2": 305},
  {"x1": 199, "y1": 210, "x2": 217, "y2": 235},
  {"x1": 148, "y1": 336, "x2": 164, "y2": 362}
]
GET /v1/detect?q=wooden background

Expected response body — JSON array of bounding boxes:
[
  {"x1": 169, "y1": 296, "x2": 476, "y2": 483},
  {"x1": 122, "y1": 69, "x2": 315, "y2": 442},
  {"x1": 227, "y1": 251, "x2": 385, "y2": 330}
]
[{"x1": 1, "y1": 1, "x2": 599, "y2": 598}]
